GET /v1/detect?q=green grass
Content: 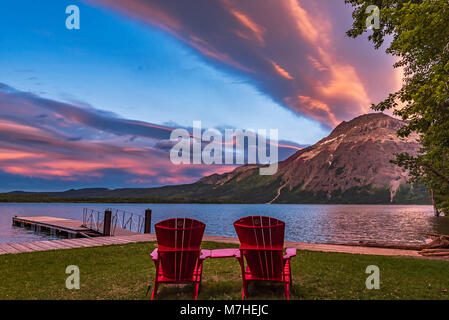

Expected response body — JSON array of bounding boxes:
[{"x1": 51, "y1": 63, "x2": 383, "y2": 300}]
[{"x1": 0, "y1": 241, "x2": 448, "y2": 300}]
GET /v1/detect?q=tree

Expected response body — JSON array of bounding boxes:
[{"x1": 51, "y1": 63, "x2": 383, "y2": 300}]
[{"x1": 345, "y1": 0, "x2": 449, "y2": 214}]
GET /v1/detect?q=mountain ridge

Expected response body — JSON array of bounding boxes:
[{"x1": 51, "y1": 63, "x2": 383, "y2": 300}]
[{"x1": 4, "y1": 113, "x2": 430, "y2": 204}]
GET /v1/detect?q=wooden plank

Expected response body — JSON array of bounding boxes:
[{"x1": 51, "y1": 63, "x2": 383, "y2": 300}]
[
  {"x1": 12, "y1": 215, "x2": 139, "y2": 246},
  {"x1": 78, "y1": 238, "x2": 111, "y2": 245},
  {"x1": 44, "y1": 241, "x2": 75, "y2": 250},
  {"x1": 35, "y1": 240, "x2": 64, "y2": 250},
  {"x1": 113, "y1": 234, "x2": 152, "y2": 241},
  {"x1": 21, "y1": 242, "x2": 47, "y2": 252},
  {"x1": 0, "y1": 244, "x2": 21, "y2": 254},
  {"x1": 90, "y1": 238, "x2": 120, "y2": 245},
  {"x1": 99, "y1": 237, "x2": 134, "y2": 244},
  {"x1": 107, "y1": 239, "x2": 135, "y2": 245},
  {"x1": 8, "y1": 243, "x2": 34, "y2": 253},
  {"x1": 30, "y1": 241, "x2": 59, "y2": 251},
  {"x1": 60, "y1": 239, "x2": 95, "y2": 248},
  {"x1": 112, "y1": 228, "x2": 139, "y2": 236},
  {"x1": 0, "y1": 234, "x2": 151, "y2": 255},
  {"x1": 129, "y1": 234, "x2": 156, "y2": 241},
  {"x1": 67, "y1": 238, "x2": 98, "y2": 246},
  {"x1": 45, "y1": 240, "x2": 75, "y2": 249},
  {"x1": 13, "y1": 216, "x2": 91, "y2": 233}
]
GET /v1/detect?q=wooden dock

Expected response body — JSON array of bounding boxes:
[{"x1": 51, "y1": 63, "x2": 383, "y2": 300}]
[
  {"x1": 0, "y1": 234, "x2": 429, "y2": 259},
  {"x1": 0, "y1": 234, "x2": 156, "y2": 255},
  {"x1": 12, "y1": 216, "x2": 138, "y2": 238}
]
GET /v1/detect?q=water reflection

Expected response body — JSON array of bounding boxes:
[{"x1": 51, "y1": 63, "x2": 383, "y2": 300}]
[{"x1": 0, "y1": 203, "x2": 447, "y2": 245}]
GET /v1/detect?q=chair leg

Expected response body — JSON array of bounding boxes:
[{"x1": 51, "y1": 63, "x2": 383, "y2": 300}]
[
  {"x1": 284, "y1": 281, "x2": 290, "y2": 300},
  {"x1": 237, "y1": 256, "x2": 248, "y2": 300},
  {"x1": 194, "y1": 281, "x2": 200, "y2": 300},
  {"x1": 242, "y1": 278, "x2": 248, "y2": 300},
  {"x1": 151, "y1": 281, "x2": 159, "y2": 300},
  {"x1": 283, "y1": 261, "x2": 292, "y2": 300},
  {"x1": 151, "y1": 260, "x2": 160, "y2": 300},
  {"x1": 193, "y1": 261, "x2": 204, "y2": 300},
  {"x1": 289, "y1": 265, "x2": 293, "y2": 285}
]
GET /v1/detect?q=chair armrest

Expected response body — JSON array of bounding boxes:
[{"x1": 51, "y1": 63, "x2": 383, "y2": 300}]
[
  {"x1": 200, "y1": 249, "x2": 211, "y2": 260},
  {"x1": 284, "y1": 248, "x2": 297, "y2": 259},
  {"x1": 210, "y1": 248, "x2": 240, "y2": 259},
  {"x1": 150, "y1": 248, "x2": 158, "y2": 261}
]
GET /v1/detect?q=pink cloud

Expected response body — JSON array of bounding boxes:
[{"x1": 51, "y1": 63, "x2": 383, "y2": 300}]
[
  {"x1": 89, "y1": 0, "x2": 398, "y2": 128},
  {"x1": 2, "y1": 84, "x2": 292, "y2": 189}
]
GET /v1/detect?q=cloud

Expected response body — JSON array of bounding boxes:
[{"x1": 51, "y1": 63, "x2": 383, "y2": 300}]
[
  {"x1": 271, "y1": 60, "x2": 294, "y2": 80},
  {"x1": 0, "y1": 83, "x2": 301, "y2": 190},
  {"x1": 87, "y1": 0, "x2": 398, "y2": 128},
  {"x1": 0, "y1": 83, "x2": 223, "y2": 188}
]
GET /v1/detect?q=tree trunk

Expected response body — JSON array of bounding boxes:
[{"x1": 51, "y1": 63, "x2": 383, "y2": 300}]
[{"x1": 430, "y1": 189, "x2": 440, "y2": 217}]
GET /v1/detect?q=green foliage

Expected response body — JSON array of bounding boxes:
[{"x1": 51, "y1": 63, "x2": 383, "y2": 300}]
[
  {"x1": 392, "y1": 183, "x2": 431, "y2": 204},
  {"x1": 340, "y1": 185, "x2": 391, "y2": 204},
  {"x1": 0, "y1": 194, "x2": 61, "y2": 203},
  {"x1": 0, "y1": 180, "x2": 430, "y2": 205},
  {"x1": 275, "y1": 183, "x2": 427, "y2": 204},
  {"x1": 346, "y1": 0, "x2": 449, "y2": 213},
  {"x1": 0, "y1": 194, "x2": 246, "y2": 204}
]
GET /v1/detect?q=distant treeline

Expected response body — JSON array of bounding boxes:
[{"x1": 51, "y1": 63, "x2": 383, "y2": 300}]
[
  {"x1": 0, "y1": 188, "x2": 431, "y2": 205},
  {"x1": 0, "y1": 194, "x2": 247, "y2": 204}
]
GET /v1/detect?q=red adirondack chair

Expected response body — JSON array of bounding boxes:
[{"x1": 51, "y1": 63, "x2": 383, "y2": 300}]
[
  {"x1": 234, "y1": 216, "x2": 297, "y2": 299},
  {"x1": 150, "y1": 218, "x2": 209, "y2": 300}
]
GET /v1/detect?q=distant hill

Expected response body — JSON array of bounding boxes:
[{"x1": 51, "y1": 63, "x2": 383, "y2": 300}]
[{"x1": 4, "y1": 113, "x2": 430, "y2": 204}]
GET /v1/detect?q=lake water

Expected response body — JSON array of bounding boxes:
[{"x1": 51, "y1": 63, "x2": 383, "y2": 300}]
[{"x1": 1, "y1": 203, "x2": 448, "y2": 245}]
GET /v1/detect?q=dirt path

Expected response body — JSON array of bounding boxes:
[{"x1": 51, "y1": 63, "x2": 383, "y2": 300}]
[
  {"x1": 267, "y1": 182, "x2": 287, "y2": 204},
  {"x1": 203, "y1": 235, "x2": 425, "y2": 258}
]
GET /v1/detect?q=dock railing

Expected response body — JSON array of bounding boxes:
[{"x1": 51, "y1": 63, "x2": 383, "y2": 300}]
[
  {"x1": 110, "y1": 208, "x2": 145, "y2": 235},
  {"x1": 82, "y1": 208, "x2": 105, "y2": 234},
  {"x1": 82, "y1": 208, "x2": 152, "y2": 236}
]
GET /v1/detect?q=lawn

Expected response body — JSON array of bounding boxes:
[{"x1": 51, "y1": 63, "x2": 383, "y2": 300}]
[{"x1": 0, "y1": 241, "x2": 448, "y2": 300}]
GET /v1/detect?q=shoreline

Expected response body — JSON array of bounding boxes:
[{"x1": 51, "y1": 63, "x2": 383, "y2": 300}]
[
  {"x1": 0, "y1": 233, "x2": 440, "y2": 260},
  {"x1": 0, "y1": 200, "x2": 434, "y2": 205}
]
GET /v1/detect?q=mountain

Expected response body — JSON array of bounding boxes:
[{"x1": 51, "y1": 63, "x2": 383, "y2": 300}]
[
  {"x1": 5, "y1": 113, "x2": 430, "y2": 204},
  {"x1": 183, "y1": 113, "x2": 429, "y2": 204}
]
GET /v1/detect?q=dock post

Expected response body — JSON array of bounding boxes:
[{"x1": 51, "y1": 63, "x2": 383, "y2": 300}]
[
  {"x1": 144, "y1": 209, "x2": 152, "y2": 234},
  {"x1": 103, "y1": 210, "x2": 112, "y2": 236}
]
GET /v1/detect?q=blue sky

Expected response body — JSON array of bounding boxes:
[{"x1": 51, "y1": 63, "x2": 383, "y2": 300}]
[
  {"x1": 0, "y1": 0, "x2": 399, "y2": 191},
  {"x1": 1, "y1": 0, "x2": 326, "y2": 143}
]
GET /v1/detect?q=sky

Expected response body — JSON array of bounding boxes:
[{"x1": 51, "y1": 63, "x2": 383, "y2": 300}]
[{"x1": 0, "y1": 0, "x2": 401, "y2": 191}]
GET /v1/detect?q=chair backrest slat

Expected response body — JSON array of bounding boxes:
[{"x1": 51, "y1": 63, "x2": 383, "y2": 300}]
[
  {"x1": 234, "y1": 216, "x2": 285, "y2": 280},
  {"x1": 155, "y1": 218, "x2": 205, "y2": 281}
]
